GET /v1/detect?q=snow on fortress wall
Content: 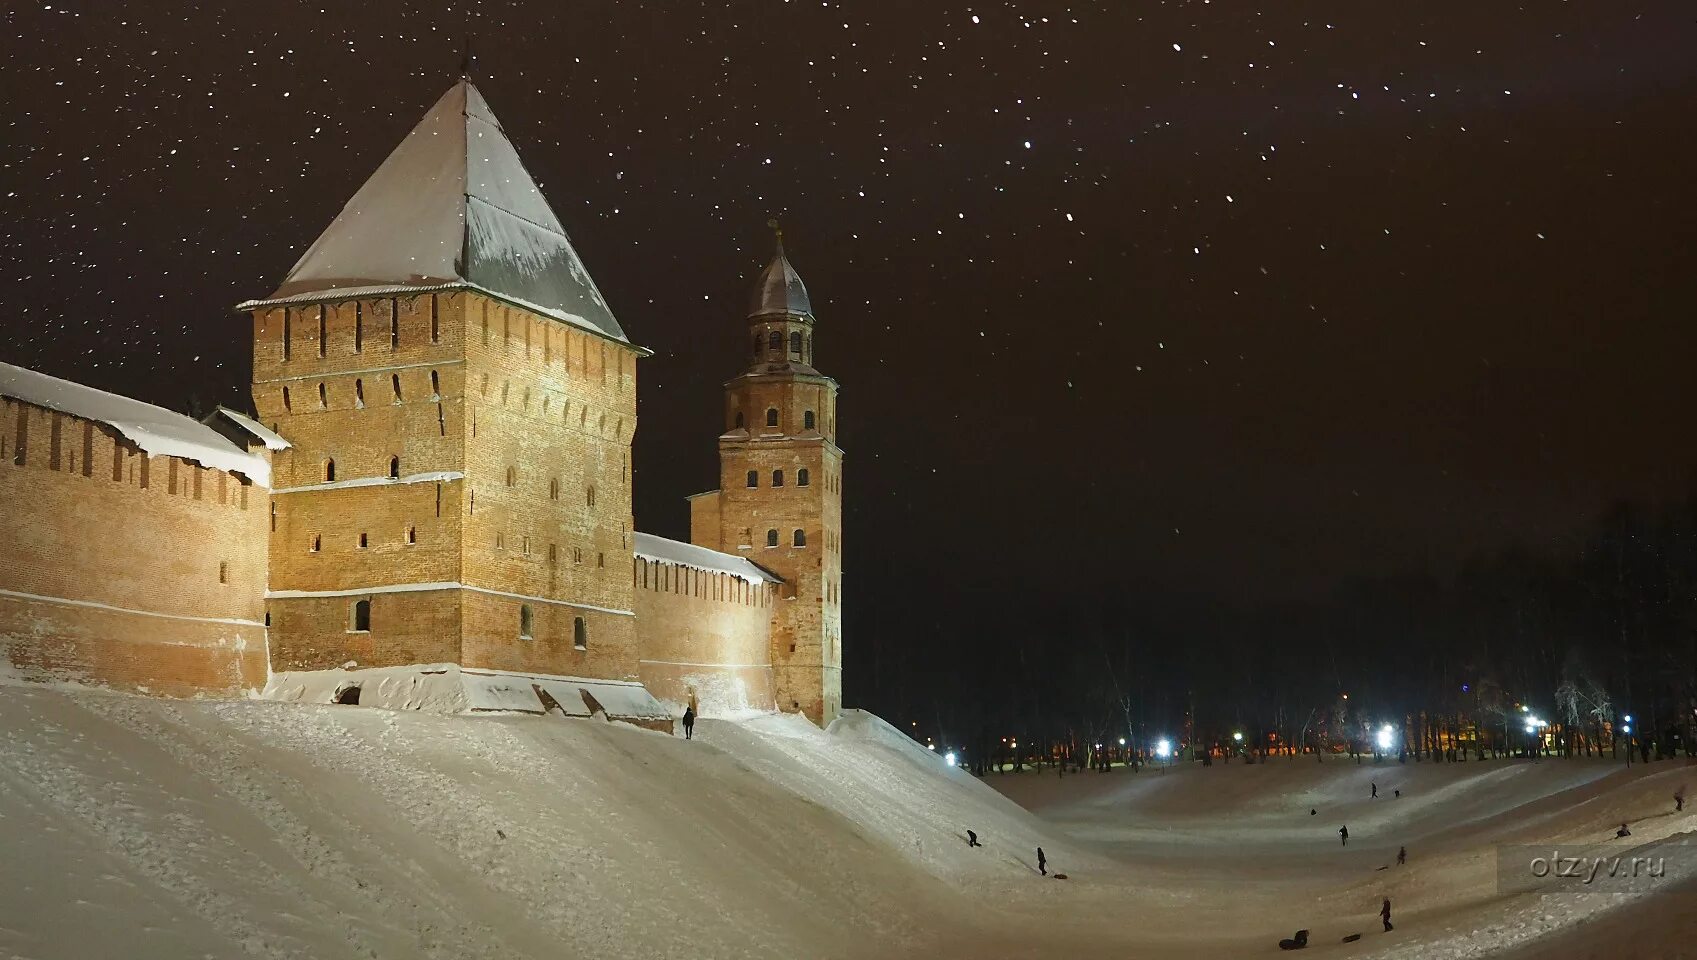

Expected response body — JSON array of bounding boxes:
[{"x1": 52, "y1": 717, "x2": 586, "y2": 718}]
[{"x1": 0, "y1": 390, "x2": 270, "y2": 696}]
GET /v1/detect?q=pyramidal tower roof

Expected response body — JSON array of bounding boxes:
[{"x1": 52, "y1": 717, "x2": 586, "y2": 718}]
[
  {"x1": 240, "y1": 80, "x2": 627, "y2": 343},
  {"x1": 748, "y1": 230, "x2": 814, "y2": 321}
]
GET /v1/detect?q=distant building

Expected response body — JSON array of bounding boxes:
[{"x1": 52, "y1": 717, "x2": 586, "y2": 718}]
[{"x1": 0, "y1": 80, "x2": 843, "y2": 727}]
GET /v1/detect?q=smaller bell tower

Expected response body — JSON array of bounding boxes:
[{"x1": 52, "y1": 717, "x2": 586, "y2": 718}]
[{"x1": 689, "y1": 224, "x2": 843, "y2": 725}]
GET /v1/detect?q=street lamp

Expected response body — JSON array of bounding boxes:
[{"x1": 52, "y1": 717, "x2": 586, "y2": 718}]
[{"x1": 1376, "y1": 724, "x2": 1395, "y2": 752}]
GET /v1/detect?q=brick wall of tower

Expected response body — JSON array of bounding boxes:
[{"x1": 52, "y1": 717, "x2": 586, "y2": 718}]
[
  {"x1": 710, "y1": 372, "x2": 844, "y2": 726},
  {"x1": 632, "y1": 556, "x2": 778, "y2": 716},
  {"x1": 0, "y1": 397, "x2": 269, "y2": 696},
  {"x1": 253, "y1": 291, "x2": 644, "y2": 682},
  {"x1": 253, "y1": 294, "x2": 468, "y2": 671},
  {"x1": 456, "y1": 293, "x2": 641, "y2": 680}
]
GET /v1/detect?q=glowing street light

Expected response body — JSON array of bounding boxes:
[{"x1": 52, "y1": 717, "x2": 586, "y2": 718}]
[
  {"x1": 1118, "y1": 737, "x2": 1127, "y2": 746},
  {"x1": 1156, "y1": 738, "x2": 1172, "y2": 759},
  {"x1": 944, "y1": 751, "x2": 958, "y2": 767},
  {"x1": 1233, "y1": 732, "x2": 1244, "y2": 742},
  {"x1": 1376, "y1": 724, "x2": 1395, "y2": 751}
]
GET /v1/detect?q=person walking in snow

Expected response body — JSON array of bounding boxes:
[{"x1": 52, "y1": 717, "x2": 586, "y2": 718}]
[
  {"x1": 1037, "y1": 847, "x2": 1048, "y2": 876},
  {"x1": 1616, "y1": 822, "x2": 1631, "y2": 839},
  {"x1": 1397, "y1": 846, "x2": 1406, "y2": 866},
  {"x1": 967, "y1": 830, "x2": 981, "y2": 848},
  {"x1": 1677, "y1": 789, "x2": 1686, "y2": 813},
  {"x1": 1380, "y1": 898, "x2": 1393, "y2": 932},
  {"x1": 1371, "y1": 781, "x2": 1378, "y2": 799},
  {"x1": 682, "y1": 706, "x2": 696, "y2": 740},
  {"x1": 1339, "y1": 825, "x2": 1349, "y2": 847}
]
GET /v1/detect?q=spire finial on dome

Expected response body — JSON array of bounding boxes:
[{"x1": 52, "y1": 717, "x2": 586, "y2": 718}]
[{"x1": 767, "y1": 217, "x2": 784, "y2": 254}]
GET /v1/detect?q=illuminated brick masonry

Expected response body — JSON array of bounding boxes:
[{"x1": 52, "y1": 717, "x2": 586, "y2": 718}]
[{"x1": 0, "y1": 80, "x2": 842, "y2": 726}]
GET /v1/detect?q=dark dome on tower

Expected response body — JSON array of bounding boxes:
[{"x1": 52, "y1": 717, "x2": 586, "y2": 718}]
[{"x1": 748, "y1": 229, "x2": 814, "y2": 320}]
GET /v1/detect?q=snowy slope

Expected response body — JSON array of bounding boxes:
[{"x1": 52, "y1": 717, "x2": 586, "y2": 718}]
[
  {"x1": 0, "y1": 686, "x2": 1099, "y2": 960},
  {"x1": 5, "y1": 683, "x2": 1690, "y2": 960}
]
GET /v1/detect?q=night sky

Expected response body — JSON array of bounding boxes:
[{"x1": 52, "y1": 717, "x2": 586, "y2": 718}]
[{"x1": 5, "y1": 3, "x2": 1696, "y2": 707}]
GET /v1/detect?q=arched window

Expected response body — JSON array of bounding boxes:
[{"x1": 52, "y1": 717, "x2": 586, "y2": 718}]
[
  {"x1": 354, "y1": 379, "x2": 365, "y2": 407},
  {"x1": 392, "y1": 374, "x2": 402, "y2": 401},
  {"x1": 335, "y1": 685, "x2": 362, "y2": 705},
  {"x1": 587, "y1": 486, "x2": 597, "y2": 507},
  {"x1": 790, "y1": 331, "x2": 803, "y2": 356},
  {"x1": 798, "y1": 468, "x2": 810, "y2": 486},
  {"x1": 388, "y1": 456, "x2": 400, "y2": 479},
  {"x1": 358, "y1": 532, "x2": 368, "y2": 549},
  {"x1": 766, "y1": 408, "x2": 779, "y2": 427},
  {"x1": 350, "y1": 599, "x2": 371, "y2": 632},
  {"x1": 318, "y1": 382, "x2": 328, "y2": 407},
  {"x1": 519, "y1": 604, "x2": 534, "y2": 639},
  {"x1": 506, "y1": 466, "x2": 516, "y2": 487},
  {"x1": 311, "y1": 535, "x2": 321, "y2": 552},
  {"x1": 752, "y1": 333, "x2": 763, "y2": 358},
  {"x1": 768, "y1": 330, "x2": 782, "y2": 351},
  {"x1": 772, "y1": 469, "x2": 785, "y2": 487},
  {"x1": 766, "y1": 529, "x2": 779, "y2": 547},
  {"x1": 734, "y1": 411, "x2": 745, "y2": 429},
  {"x1": 407, "y1": 525, "x2": 417, "y2": 544},
  {"x1": 573, "y1": 617, "x2": 588, "y2": 650},
  {"x1": 550, "y1": 478, "x2": 560, "y2": 500},
  {"x1": 746, "y1": 470, "x2": 759, "y2": 488},
  {"x1": 324, "y1": 459, "x2": 336, "y2": 482},
  {"x1": 804, "y1": 410, "x2": 816, "y2": 430},
  {"x1": 794, "y1": 529, "x2": 807, "y2": 547}
]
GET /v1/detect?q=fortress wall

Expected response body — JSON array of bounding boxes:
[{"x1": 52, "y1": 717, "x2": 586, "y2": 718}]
[
  {"x1": 0, "y1": 397, "x2": 268, "y2": 695},
  {"x1": 633, "y1": 557, "x2": 777, "y2": 716}
]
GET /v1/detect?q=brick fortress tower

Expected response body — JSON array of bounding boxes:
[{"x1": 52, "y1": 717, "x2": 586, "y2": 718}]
[
  {"x1": 240, "y1": 80, "x2": 646, "y2": 684},
  {"x1": 689, "y1": 228, "x2": 843, "y2": 724}
]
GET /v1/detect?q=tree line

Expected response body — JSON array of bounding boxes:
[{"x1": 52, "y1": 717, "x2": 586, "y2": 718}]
[{"x1": 854, "y1": 497, "x2": 1697, "y2": 773}]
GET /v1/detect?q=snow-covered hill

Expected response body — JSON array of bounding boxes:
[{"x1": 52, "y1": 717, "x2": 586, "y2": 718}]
[
  {"x1": 4, "y1": 683, "x2": 1694, "y2": 960},
  {"x1": 0, "y1": 688, "x2": 1098, "y2": 960}
]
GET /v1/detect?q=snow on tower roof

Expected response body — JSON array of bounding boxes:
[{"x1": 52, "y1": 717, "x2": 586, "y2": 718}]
[
  {"x1": 748, "y1": 231, "x2": 814, "y2": 320},
  {"x1": 0, "y1": 361, "x2": 271, "y2": 486},
  {"x1": 633, "y1": 532, "x2": 783, "y2": 585},
  {"x1": 237, "y1": 81, "x2": 629, "y2": 344},
  {"x1": 210, "y1": 406, "x2": 290, "y2": 451}
]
